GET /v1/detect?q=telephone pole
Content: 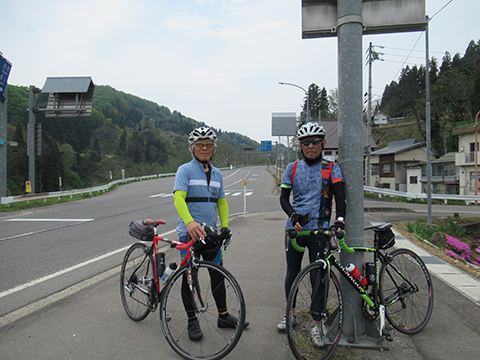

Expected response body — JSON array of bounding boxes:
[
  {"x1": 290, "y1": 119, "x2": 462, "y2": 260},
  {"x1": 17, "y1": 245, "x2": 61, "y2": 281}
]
[{"x1": 365, "y1": 42, "x2": 383, "y2": 186}]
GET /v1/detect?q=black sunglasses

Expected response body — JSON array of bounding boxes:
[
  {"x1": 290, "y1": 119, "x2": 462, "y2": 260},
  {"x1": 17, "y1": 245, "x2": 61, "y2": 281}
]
[{"x1": 300, "y1": 138, "x2": 323, "y2": 146}]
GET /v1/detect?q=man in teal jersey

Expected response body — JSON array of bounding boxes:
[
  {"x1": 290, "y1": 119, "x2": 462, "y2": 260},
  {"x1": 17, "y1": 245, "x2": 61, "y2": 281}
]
[
  {"x1": 173, "y1": 126, "x2": 248, "y2": 341},
  {"x1": 277, "y1": 122, "x2": 346, "y2": 347}
]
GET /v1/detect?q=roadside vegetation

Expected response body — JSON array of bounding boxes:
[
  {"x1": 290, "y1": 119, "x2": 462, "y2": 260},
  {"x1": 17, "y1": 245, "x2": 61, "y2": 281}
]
[{"x1": 396, "y1": 216, "x2": 480, "y2": 280}]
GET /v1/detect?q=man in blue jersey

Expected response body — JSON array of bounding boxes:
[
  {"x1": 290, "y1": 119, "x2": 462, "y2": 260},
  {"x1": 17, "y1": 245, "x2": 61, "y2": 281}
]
[
  {"x1": 173, "y1": 126, "x2": 248, "y2": 341},
  {"x1": 277, "y1": 122, "x2": 346, "y2": 347}
]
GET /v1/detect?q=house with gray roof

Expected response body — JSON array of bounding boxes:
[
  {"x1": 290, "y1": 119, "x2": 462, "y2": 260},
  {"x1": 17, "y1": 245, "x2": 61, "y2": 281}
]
[{"x1": 368, "y1": 138, "x2": 437, "y2": 191}]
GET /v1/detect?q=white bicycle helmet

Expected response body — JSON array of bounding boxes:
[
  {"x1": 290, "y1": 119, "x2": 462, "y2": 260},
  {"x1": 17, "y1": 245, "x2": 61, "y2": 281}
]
[
  {"x1": 188, "y1": 126, "x2": 217, "y2": 146},
  {"x1": 297, "y1": 122, "x2": 325, "y2": 140}
]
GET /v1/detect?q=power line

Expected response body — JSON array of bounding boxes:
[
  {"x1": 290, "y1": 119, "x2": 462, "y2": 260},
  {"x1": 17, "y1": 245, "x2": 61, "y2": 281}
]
[{"x1": 430, "y1": 0, "x2": 454, "y2": 20}]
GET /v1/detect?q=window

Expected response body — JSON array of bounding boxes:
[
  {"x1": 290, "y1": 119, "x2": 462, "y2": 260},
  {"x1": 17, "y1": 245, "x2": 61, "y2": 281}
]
[
  {"x1": 324, "y1": 151, "x2": 332, "y2": 155},
  {"x1": 469, "y1": 171, "x2": 480, "y2": 192},
  {"x1": 371, "y1": 164, "x2": 379, "y2": 175},
  {"x1": 432, "y1": 164, "x2": 442, "y2": 177},
  {"x1": 382, "y1": 162, "x2": 391, "y2": 173},
  {"x1": 410, "y1": 176, "x2": 418, "y2": 184},
  {"x1": 444, "y1": 163, "x2": 456, "y2": 177}
]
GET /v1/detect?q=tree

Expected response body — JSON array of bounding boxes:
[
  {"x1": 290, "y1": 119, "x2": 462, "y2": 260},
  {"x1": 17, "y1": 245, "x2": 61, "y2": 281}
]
[{"x1": 118, "y1": 129, "x2": 127, "y2": 156}]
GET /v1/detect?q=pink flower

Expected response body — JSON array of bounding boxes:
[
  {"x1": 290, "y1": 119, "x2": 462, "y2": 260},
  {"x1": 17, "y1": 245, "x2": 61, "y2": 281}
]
[{"x1": 446, "y1": 250, "x2": 458, "y2": 259}]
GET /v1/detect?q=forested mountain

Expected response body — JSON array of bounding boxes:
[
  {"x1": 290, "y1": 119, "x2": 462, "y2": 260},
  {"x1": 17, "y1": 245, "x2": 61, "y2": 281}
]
[
  {"x1": 379, "y1": 39, "x2": 480, "y2": 153},
  {"x1": 5, "y1": 85, "x2": 263, "y2": 195}
]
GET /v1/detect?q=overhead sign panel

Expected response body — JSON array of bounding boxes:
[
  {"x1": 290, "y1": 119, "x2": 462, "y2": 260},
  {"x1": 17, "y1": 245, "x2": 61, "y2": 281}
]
[
  {"x1": 302, "y1": 0, "x2": 427, "y2": 39},
  {"x1": 272, "y1": 112, "x2": 297, "y2": 136},
  {"x1": 0, "y1": 54, "x2": 12, "y2": 100}
]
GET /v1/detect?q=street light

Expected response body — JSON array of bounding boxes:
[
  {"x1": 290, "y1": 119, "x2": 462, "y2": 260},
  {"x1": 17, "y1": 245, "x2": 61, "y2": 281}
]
[{"x1": 278, "y1": 82, "x2": 311, "y2": 123}]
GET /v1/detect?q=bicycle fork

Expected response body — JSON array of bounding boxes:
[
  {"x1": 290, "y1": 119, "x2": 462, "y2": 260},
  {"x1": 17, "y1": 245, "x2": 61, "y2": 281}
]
[
  {"x1": 186, "y1": 266, "x2": 207, "y2": 314},
  {"x1": 379, "y1": 304, "x2": 393, "y2": 341}
]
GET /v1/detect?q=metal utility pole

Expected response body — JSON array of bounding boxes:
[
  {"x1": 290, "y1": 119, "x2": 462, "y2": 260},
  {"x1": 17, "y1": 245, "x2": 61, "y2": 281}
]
[
  {"x1": 27, "y1": 85, "x2": 40, "y2": 194},
  {"x1": 0, "y1": 87, "x2": 7, "y2": 198},
  {"x1": 337, "y1": 0, "x2": 364, "y2": 340},
  {"x1": 366, "y1": 42, "x2": 383, "y2": 186},
  {"x1": 425, "y1": 15, "x2": 432, "y2": 224}
]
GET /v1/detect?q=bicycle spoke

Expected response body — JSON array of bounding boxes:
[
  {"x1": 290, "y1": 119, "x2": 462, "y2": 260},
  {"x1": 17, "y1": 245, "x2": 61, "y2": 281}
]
[
  {"x1": 160, "y1": 261, "x2": 246, "y2": 360},
  {"x1": 120, "y1": 243, "x2": 155, "y2": 321},
  {"x1": 287, "y1": 263, "x2": 343, "y2": 360},
  {"x1": 379, "y1": 249, "x2": 434, "y2": 334}
]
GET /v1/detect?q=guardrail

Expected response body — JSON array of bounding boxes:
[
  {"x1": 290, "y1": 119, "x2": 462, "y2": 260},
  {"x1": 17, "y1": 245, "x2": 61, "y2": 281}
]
[
  {"x1": 3, "y1": 171, "x2": 480, "y2": 206},
  {"x1": 0, "y1": 173, "x2": 176, "y2": 205},
  {"x1": 364, "y1": 186, "x2": 480, "y2": 205}
]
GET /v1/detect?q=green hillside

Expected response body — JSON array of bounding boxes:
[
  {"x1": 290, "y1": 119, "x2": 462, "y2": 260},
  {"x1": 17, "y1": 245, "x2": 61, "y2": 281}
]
[{"x1": 5, "y1": 84, "x2": 266, "y2": 195}]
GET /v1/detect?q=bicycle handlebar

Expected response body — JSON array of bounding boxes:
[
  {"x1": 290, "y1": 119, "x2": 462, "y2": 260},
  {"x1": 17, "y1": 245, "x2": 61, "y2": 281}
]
[
  {"x1": 288, "y1": 227, "x2": 355, "y2": 254},
  {"x1": 143, "y1": 220, "x2": 229, "y2": 252}
]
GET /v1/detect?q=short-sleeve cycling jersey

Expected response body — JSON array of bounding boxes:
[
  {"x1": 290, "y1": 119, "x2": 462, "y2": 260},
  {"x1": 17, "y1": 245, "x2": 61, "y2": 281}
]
[
  {"x1": 281, "y1": 158, "x2": 344, "y2": 230},
  {"x1": 173, "y1": 159, "x2": 225, "y2": 236}
]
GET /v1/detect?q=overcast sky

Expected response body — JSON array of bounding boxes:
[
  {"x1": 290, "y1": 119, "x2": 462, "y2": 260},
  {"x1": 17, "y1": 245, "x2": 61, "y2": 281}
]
[{"x1": 1, "y1": 0, "x2": 478, "y2": 143}]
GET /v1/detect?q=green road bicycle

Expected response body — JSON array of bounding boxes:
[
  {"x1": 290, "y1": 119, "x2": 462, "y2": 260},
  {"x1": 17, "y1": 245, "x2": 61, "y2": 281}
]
[{"x1": 286, "y1": 220, "x2": 434, "y2": 360}]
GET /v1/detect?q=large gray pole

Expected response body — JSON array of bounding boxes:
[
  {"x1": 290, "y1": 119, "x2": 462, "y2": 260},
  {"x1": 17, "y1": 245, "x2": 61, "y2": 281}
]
[
  {"x1": 28, "y1": 85, "x2": 36, "y2": 194},
  {"x1": 0, "y1": 87, "x2": 7, "y2": 198},
  {"x1": 337, "y1": 0, "x2": 365, "y2": 340}
]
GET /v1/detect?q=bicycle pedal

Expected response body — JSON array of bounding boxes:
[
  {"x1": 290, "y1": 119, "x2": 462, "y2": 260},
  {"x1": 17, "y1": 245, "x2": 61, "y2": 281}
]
[{"x1": 383, "y1": 330, "x2": 394, "y2": 342}]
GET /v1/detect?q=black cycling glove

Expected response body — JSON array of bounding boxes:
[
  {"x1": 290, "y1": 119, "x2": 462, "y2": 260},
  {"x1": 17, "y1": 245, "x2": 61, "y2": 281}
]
[
  {"x1": 334, "y1": 220, "x2": 345, "y2": 231},
  {"x1": 220, "y1": 227, "x2": 232, "y2": 248}
]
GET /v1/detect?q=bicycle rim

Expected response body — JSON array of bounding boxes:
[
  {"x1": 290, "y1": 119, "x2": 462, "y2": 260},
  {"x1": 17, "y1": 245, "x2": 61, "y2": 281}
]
[
  {"x1": 159, "y1": 260, "x2": 246, "y2": 360},
  {"x1": 287, "y1": 263, "x2": 343, "y2": 360},
  {"x1": 120, "y1": 243, "x2": 154, "y2": 321},
  {"x1": 379, "y1": 248, "x2": 434, "y2": 334}
]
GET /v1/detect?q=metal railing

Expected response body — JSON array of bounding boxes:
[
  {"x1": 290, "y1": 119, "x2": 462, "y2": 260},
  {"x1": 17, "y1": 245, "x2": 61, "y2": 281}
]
[
  {"x1": 364, "y1": 186, "x2": 480, "y2": 204},
  {"x1": 3, "y1": 170, "x2": 480, "y2": 206}
]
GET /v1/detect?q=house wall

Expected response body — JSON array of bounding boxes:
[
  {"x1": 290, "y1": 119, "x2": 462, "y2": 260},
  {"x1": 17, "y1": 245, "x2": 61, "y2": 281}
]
[
  {"x1": 369, "y1": 147, "x2": 435, "y2": 190},
  {"x1": 407, "y1": 168, "x2": 422, "y2": 193},
  {"x1": 455, "y1": 132, "x2": 479, "y2": 196},
  {"x1": 395, "y1": 148, "x2": 428, "y2": 162},
  {"x1": 374, "y1": 113, "x2": 388, "y2": 125}
]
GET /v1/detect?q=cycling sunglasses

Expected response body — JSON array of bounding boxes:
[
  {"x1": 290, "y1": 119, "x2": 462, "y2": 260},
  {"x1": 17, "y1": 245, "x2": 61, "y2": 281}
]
[{"x1": 300, "y1": 138, "x2": 323, "y2": 146}]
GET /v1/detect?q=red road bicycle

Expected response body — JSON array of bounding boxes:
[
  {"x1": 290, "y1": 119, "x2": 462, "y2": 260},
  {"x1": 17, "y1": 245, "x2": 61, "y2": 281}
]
[{"x1": 120, "y1": 219, "x2": 246, "y2": 360}]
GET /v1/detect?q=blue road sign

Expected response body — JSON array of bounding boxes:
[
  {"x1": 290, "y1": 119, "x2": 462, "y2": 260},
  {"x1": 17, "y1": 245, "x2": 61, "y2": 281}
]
[
  {"x1": 261, "y1": 140, "x2": 272, "y2": 151},
  {"x1": 0, "y1": 54, "x2": 12, "y2": 100}
]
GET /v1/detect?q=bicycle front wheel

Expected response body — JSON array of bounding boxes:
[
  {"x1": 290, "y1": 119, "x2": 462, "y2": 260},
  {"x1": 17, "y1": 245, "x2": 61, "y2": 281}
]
[
  {"x1": 120, "y1": 243, "x2": 155, "y2": 321},
  {"x1": 286, "y1": 262, "x2": 343, "y2": 360},
  {"x1": 159, "y1": 260, "x2": 246, "y2": 360},
  {"x1": 379, "y1": 248, "x2": 434, "y2": 334}
]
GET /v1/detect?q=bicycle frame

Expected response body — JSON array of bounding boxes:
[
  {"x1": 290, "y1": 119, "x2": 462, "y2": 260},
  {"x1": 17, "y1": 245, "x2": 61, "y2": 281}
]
[{"x1": 320, "y1": 242, "x2": 420, "y2": 340}]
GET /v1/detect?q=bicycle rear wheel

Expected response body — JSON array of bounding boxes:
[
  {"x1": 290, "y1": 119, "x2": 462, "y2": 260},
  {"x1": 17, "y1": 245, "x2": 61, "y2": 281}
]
[
  {"x1": 159, "y1": 260, "x2": 246, "y2": 360},
  {"x1": 286, "y1": 262, "x2": 343, "y2": 360},
  {"x1": 379, "y1": 248, "x2": 434, "y2": 334},
  {"x1": 120, "y1": 243, "x2": 155, "y2": 321}
]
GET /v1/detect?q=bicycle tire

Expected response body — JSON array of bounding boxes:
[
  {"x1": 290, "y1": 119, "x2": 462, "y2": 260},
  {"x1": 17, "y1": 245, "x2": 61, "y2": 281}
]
[
  {"x1": 286, "y1": 262, "x2": 343, "y2": 360},
  {"x1": 379, "y1": 248, "x2": 434, "y2": 335},
  {"x1": 120, "y1": 242, "x2": 155, "y2": 321},
  {"x1": 159, "y1": 260, "x2": 246, "y2": 360}
]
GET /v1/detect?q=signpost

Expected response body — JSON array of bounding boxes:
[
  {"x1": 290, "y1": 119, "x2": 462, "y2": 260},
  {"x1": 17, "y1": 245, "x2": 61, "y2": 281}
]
[{"x1": 0, "y1": 53, "x2": 12, "y2": 199}]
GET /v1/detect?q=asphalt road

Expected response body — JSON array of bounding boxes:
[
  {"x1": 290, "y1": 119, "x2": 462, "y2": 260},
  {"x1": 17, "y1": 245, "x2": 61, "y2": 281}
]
[{"x1": 0, "y1": 165, "x2": 479, "y2": 360}]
